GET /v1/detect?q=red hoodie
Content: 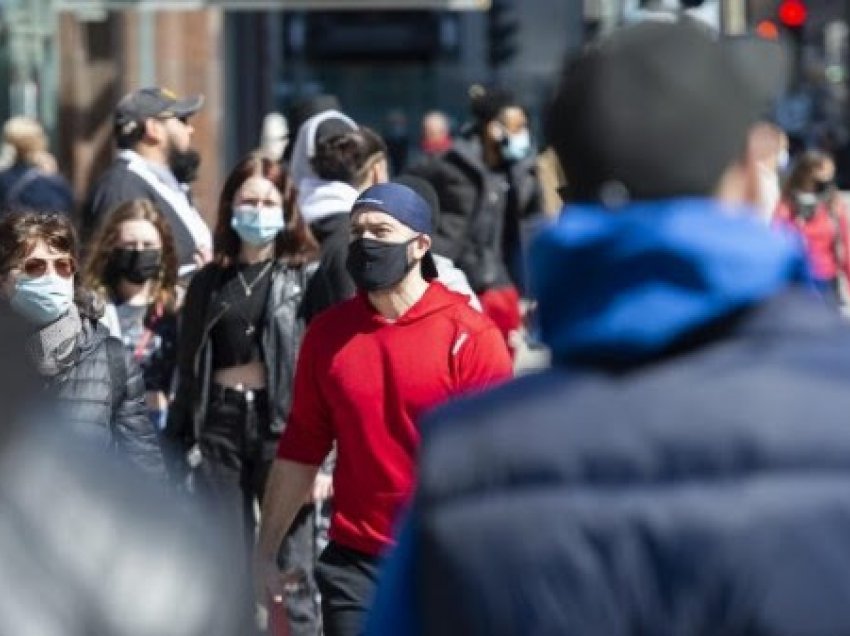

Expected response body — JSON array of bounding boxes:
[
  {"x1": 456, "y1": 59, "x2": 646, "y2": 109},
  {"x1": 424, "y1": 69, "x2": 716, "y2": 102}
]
[{"x1": 277, "y1": 281, "x2": 512, "y2": 556}]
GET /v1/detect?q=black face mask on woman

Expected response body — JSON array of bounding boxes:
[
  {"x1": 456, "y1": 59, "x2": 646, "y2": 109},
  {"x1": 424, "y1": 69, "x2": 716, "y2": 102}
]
[
  {"x1": 109, "y1": 248, "x2": 162, "y2": 285},
  {"x1": 345, "y1": 237, "x2": 417, "y2": 292}
]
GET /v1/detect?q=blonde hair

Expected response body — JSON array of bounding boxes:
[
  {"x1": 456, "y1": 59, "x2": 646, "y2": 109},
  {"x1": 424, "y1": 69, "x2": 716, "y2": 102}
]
[{"x1": 3, "y1": 117, "x2": 47, "y2": 164}]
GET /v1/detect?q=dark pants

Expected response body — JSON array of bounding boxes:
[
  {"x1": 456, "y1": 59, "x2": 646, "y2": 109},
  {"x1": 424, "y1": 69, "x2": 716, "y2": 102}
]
[
  {"x1": 197, "y1": 385, "x2": 320, "y2": 636},
  {"x1": 315, "y1": 542, "x2": 381, "y2": 636}
]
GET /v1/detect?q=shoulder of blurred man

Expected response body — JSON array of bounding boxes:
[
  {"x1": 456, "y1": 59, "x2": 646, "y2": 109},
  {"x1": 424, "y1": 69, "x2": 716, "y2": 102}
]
[{"x1": 396, "y1": 288, "x2": 850, "y2": 634}]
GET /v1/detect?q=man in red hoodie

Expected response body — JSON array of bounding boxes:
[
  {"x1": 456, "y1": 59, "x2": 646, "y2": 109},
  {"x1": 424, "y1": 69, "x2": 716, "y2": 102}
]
[{"x1": 257, "y1": 182, "x2": 512, "y2": 636}]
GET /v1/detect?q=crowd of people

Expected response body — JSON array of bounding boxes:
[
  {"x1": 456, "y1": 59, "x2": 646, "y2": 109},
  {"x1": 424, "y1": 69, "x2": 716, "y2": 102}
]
[{"x1": 4, "y1": 15, "x2": 850, "y2": 636}]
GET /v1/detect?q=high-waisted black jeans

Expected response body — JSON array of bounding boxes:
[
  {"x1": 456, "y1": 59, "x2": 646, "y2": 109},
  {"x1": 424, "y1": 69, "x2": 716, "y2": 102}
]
[{"x1": 197, "y1": 384, "x2": 320, "y2": 636}]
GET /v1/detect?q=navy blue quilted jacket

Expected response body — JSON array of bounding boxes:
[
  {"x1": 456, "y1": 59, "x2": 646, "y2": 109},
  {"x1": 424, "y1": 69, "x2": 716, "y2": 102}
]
[{"x1": 367, "y1": 200, "x2": 850, "y2": 636}]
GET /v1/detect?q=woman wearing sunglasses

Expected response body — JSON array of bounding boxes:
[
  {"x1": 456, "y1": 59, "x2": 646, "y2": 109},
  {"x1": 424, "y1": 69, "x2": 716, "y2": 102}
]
[
  {"x1": 166, "y1": 153, "x2": 321, "y2": 634},
  {"x1": 83, "y1": 199, "x2": 180, "y2": 433},
  {"x1": 0, "y1": 211, "x2": 165, "y2": 478}
]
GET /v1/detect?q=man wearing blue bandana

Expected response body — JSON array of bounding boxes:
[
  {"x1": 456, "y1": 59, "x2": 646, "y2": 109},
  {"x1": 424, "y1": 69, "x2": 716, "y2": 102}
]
[{"x1": 366, "y1": 19, "x2": 850, "y2": 636}]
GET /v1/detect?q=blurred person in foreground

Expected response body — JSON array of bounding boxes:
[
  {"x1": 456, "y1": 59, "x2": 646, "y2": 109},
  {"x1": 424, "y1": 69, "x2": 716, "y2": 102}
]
[
  {"x1": 409, "y1": 86, "x2": 541, "y2": 352},
  {"x1": 367, "y1": 20, "x2": 850, "y2": 636},
  {"x1": 84, "y1": 87, "x2": 212, "y2": 278},
  {"x1": 0, "y1": 211, "x2": 165, "y2": 480},
  {"x1": 774, "y1": 150, "x2": 850, "y2": 303},
  {"x1": 257, "y1": 182, "x2": 512, "y2": 636},
  {"x1": 0, "y1": 289, "x2": 244, "y2": 636},
  {"x1": 0, "y1": 116, "x2": 74, "y2": 216},
  {"x1": 166, "y1": 154, "x2": 321, "y2": 634},
  {"x1": 83, "y1": 199, "x2": 181, "y2": 433}
]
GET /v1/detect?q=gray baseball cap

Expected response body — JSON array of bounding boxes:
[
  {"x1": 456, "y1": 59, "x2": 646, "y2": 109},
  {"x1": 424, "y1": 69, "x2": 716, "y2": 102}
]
[{"x1": 115, "y1": 87, "x2": 204, "y2": 130}]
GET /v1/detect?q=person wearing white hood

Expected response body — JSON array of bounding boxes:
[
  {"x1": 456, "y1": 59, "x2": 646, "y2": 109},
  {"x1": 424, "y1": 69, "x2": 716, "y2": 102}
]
[{"x1": 291, "y1": 110, "x2": 389, "y2": 321}]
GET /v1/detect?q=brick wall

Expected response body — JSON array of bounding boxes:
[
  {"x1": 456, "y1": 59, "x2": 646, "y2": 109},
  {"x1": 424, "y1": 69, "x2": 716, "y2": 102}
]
[{"x1": 58, "y1": 9, "x2": 223, "y2": 231}]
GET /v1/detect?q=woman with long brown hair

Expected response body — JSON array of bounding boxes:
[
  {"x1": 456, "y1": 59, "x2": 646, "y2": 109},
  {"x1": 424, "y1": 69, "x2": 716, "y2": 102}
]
[
  {"x1": 775, "y1": 150, "x2": 850, "y2": 302},
  {"x1": 165, "y1": 153, "x2": 321, "y2": 634},
  {"x1": 0, "y1": 210, "x2": 164, "y2": 478},
  {"x1": 83, "y1": 199, "x2": 180, "y2": 431}
]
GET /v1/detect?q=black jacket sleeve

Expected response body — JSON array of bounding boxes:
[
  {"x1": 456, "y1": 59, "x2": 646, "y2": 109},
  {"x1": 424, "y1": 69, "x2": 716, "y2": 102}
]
[
  {"x1": 110, "y1": 341, "x2": 167, "y2": 481},
  {"x1": 163, "y1": 266, "x2": 214, "y2": 465},
  {"x1": 83, "y1": 168, "x2": 153, "y2": 239}
]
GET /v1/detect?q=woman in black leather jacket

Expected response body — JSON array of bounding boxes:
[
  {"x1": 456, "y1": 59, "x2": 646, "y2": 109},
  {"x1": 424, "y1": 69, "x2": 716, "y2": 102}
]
[
  {"x1": 166, "y1": 153, "x2": 321, "y2": 634},
  {"x1": 0, "y1": 211, "x2": 165, "y2": 480}
]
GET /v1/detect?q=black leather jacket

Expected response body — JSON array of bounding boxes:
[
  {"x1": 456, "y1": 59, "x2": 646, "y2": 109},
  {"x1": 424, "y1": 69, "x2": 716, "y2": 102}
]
[
  {"x1": 49, "y1": 318, "x2": 166, "y2": 480},
  {"x1": 166, "y1": 260, "x2": 314, "y2": 467},
  {"x1": 408, "y1": 135, "x2": 541, "y2": 292}
]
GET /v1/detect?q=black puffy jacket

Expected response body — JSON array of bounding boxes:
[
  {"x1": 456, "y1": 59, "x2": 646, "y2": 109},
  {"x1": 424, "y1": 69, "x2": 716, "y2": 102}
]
[
  {"x1": 407, "y1": 135, "x2": 541, "y2": 292},
  {"x1": 166, "y1": 260, "x2": 315, "y2": 470},
  {"x1": 48, "y1": 317, "x2": 166, "y2": 480}
]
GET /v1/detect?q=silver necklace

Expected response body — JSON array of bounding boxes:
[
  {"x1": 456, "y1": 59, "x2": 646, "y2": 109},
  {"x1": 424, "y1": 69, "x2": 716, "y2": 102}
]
[{"x1": 237, "y1": 261, "x2": 272, "y2": 297}]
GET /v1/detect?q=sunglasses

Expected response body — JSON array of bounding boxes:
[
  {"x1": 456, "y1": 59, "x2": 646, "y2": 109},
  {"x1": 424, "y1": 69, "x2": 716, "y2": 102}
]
[{"x1": 17, "y1": 256, "x2": 76, "y2": 279}]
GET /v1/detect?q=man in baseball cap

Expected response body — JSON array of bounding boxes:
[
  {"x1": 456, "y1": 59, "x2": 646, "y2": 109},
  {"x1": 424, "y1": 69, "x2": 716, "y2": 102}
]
[
  {"x1": 84, "y1": 87, "x2": 211, "y2": 278},
  {"x1": 257, "y1": 182, "x2": 512, "y2": 636}
]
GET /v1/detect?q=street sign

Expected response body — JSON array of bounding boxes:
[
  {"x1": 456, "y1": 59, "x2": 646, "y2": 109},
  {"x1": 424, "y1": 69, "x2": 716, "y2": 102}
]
[{"x1": 57, "y1": 0, "x2": 490, "y2": 10}]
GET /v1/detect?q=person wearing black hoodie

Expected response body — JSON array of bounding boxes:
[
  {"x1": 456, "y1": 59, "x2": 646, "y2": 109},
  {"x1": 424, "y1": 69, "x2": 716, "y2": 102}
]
[{"x1": 367, "y1": 20, "x2": 850, "y2": 636}]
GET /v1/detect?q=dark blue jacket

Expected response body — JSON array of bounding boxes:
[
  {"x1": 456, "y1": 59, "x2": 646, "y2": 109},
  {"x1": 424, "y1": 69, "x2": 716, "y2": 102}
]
[
  {"x1": 0, "y1": 163, "x2": 74, "y2": 216},
  {"x1": 367, "y1": 199, "x2": 850, "y2": 636}
]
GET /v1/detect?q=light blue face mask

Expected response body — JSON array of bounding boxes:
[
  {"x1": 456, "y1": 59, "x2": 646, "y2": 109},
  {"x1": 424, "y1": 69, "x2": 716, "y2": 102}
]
[
  {"x1": 501, "y1": 129, "x2": 532, "y2": 162},
  {"x1": 231, "y1": 205, "x2": 285, "y2": 246},
  {"x1": 11, "y1": 274, "x2": 74, "y2": 327}
]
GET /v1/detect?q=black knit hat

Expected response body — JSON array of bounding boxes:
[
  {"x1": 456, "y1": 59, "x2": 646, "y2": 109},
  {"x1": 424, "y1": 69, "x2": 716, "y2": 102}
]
[{"x1": 548, "y1": 20, "x2": 786, "y2": 204}]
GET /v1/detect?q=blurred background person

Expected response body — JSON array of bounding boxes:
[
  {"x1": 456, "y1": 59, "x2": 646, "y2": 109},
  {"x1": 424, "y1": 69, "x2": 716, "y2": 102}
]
[
  {"x1": 83, "y1": 87, "x2": 212, "y2": 278},
  {"x1": 166, "y1": 153, "x2": 321, "y2": 635},
  {"x1": 419, "y1": 110, "x2": 452, "y2": 156},
  {"x1": 82, "y1": 199, "x2": 180, "y2": 433},
  {"x1": 750, "y1": 121, "x2": 789, "y2": 223},
  {"x1": 384, "y1": 108, "x2": 410, "y2": 174},
  {"x1": 775, "y1": 150, "x2": 850, "y2": 303},
  {"x1": 0, "y1": 116, "x2": 74, "y2": 216},
  {"x1": 409, "y1": 85, "x2": 542, "y2": 354},
  {"x1": 260, "y1": 112, "x2": 289, "y2": 164},
  {"x1": 290, "y1": 111, "x2": 389, "y2": 321},
  {"x1": 0, "y1": 211, "x2": 165, "y2": 479}
]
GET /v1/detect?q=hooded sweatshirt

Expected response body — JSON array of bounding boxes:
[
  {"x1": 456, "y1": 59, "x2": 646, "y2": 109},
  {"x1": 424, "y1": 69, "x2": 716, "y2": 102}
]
[{"x1": 276, "y1": 281, "x2": 512, "y2": 556}]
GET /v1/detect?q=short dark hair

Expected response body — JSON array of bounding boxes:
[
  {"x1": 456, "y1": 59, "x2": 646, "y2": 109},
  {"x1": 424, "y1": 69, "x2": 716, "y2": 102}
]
[
  {"x1": 310, "y1": 127, "x2": 387, "y2": 187},
  {"x1": 114, "y1": 121, "x2": 146, "y2": 150}
]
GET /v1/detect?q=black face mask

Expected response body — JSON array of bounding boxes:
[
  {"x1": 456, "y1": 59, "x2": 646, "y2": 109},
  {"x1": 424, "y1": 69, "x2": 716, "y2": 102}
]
[
  {"x1": 109, "y1": 248, "x2": 162, "y2": 285},
  {"x1": 346, "y1": 237, "x2": 417, "y2": 292},
  {"x1": 814, "y1": 179, "x2": 834, "y2": 198},
  {"x1": 168, "y1": 147, "x2": 201, "y2": 184}
]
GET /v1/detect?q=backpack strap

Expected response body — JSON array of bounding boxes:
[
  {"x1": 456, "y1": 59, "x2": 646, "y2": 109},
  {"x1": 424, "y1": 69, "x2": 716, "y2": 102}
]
[{"x1": 105, "y1": 337, "x2": 128, "y2": 419}]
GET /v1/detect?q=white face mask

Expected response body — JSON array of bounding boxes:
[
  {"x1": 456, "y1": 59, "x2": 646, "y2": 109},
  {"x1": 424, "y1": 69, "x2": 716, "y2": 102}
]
[
  {"x1": 777, "y1": 148, "x2": 790, "y2": 172},
  {"x1": 230, "y1": 205, "x2": 285, "y2": 246}
]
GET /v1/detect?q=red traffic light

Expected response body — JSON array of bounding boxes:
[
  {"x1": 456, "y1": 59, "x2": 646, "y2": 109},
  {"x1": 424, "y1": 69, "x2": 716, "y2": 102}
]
[{"x1": 778, "y1": 0, "x2": 807, "y2": 28}]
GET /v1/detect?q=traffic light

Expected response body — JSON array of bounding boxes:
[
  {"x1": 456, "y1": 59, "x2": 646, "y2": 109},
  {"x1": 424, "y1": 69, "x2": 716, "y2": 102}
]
[
  {"x1": 777, "y1": 0, "x2": 806, "y2": 37},
  {"x1": 778, "y1": 0, "x2": 807, "y2": 28},
  {"x1": 487, "y1": 0, "x2": 519, "y2": 68}
]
